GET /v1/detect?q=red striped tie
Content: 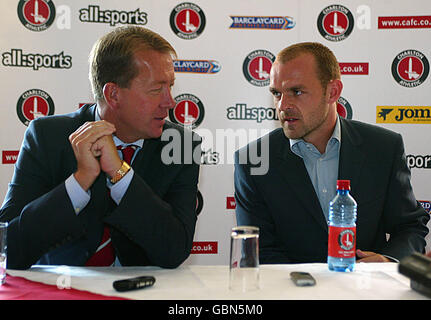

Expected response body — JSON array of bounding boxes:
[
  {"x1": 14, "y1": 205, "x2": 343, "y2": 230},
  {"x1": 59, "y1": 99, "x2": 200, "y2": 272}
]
[
  {"x1": 118, "y1": 145, "x2": 137, "y2": 164},
  {"x1": 85, "y1": 145, "x2": 136, "y2": 266}
]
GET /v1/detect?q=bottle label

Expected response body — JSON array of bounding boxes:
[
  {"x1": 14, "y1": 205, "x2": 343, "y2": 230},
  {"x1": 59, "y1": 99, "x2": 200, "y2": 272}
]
[{"x1": 328, "y1": 226, "x2": 356, "y2": 258}]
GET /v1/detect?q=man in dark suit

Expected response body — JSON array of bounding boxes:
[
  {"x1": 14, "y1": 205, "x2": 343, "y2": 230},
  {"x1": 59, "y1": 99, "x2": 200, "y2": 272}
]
[
  {"x1": 234, "y1": 42, "x2": 429, "y2": 264},
  {"x1": 0, "y1": 26, "x2": 201, "y2": 269}
]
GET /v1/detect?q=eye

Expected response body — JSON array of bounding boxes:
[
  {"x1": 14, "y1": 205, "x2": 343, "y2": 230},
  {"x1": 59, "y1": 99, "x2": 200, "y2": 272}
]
[
  {"x1": 287, "y1": 88, "x2": 304, "y2": 97},
  {"x1": 270, "y1": 89, "x2": 281, "y2": 99},
  {"x1": 149, "y1": 86, "x2": 163, "y2": 94}
]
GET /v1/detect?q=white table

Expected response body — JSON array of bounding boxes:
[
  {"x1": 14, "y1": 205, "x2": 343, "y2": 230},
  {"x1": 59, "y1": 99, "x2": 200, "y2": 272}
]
[{"x1": 6, "y1": 263, "x2": 429, "y2": 300}]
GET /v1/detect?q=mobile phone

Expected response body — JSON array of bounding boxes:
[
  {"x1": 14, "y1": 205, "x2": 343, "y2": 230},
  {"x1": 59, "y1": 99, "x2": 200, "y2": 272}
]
[
  {"x1": 290, "y1": 271, "x2": 316, "y2": 287},
  {"x1": 113, "y1": 275, "x2": 156, "y2": 292}
]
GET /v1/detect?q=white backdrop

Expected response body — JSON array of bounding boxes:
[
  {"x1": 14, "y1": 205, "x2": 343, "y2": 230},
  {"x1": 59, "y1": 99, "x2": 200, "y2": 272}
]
[{"x1": 1, "y1": 0, "x2": 430, "y2": 265}]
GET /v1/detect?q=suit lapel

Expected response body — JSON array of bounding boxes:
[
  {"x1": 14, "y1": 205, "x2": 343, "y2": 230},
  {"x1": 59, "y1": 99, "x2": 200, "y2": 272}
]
[
  {"x1": 338, "y1": 118, "x2": 365, "y2": 195},
  {"x1": 132, "y1": 137, "x2": 161, "y2": 184},
  {"x1": 275, "y1": 132, "x2": 328, "y2": 232}
]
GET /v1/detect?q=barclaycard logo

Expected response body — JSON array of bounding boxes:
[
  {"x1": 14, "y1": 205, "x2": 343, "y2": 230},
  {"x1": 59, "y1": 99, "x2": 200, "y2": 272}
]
[
  {"x1": 376, "y1": 106, "x2": 431, "y2": 123},
  {"x1": 229, "y1": 16, "x2": 295, "y2": 29},
  {"x1": 419, "y1": 201, "x2": 431, "y2": 213},
  {"x1": 173, "y1": 59, "x2": 220, "y2": 73}
]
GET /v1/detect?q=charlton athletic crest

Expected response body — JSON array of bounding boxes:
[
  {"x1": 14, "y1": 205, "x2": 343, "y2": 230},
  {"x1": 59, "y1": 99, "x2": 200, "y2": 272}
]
[
  {"x1": 243, "y1": 50, "x2": 275, "y2": 87},
  {"x1": 17, "y1": 89, "x2": 55, "y2": 126},
  {"x1": 336, "y1": 96, "x2": 353, "y2": 119},
  {"x1": 170, "y1": 2, "x2": 206, "y2": 40},
  {"x1": 392, "y1": 50, "x2": 429, "y2": 88},
  {"x1": 317, "y1": 4, "x2": 354, "y2": 42},
  {"x1": 169, "y1": 93, "x2": 205, "y2": 129},
  {"x1": 17, "y1": 0, "x2": 56, "y2": 32},
  {"x1": 338, "y1": 229, "x2": 355, "y2": 251}
]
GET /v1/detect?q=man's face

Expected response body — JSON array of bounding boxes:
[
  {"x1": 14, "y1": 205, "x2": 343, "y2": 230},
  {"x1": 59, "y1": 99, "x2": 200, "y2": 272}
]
[
  {"x1": 115, "y1": 49, "x2": 176, "y2": 141},
  {"x1": 269, "y1": 53, "x2": 335, "y2": 145}
]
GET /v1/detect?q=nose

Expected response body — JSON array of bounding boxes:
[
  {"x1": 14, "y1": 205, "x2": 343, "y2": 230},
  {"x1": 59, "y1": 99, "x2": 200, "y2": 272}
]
[
  {"x1": 277, "y1": 94, "x2": 293, "y2": 113},
  {"x1": 161, "y1": 87, "x2": 176, "y2": 110}
]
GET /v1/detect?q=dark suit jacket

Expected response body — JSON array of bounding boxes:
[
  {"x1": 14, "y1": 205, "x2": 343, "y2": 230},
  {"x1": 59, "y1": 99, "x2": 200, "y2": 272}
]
[
  {"x1": 0, "y1": 104, "x2": 201, "y2": 269},
  {"x1": 234, "y1": 118, "x2": 429, "y2": 264}
]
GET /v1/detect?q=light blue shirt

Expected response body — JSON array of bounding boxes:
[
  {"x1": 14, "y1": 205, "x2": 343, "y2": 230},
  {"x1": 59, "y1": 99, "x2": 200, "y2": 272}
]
[
  {"x1": 290, "y1": 116, "x2": 341, "y2": 221},
  {"x1": 65, "y1": 108, "x2": 144, "y2": 214}
]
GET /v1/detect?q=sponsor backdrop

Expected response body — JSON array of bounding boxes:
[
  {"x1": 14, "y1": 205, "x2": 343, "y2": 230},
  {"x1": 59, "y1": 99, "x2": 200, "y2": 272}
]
[{"x1": 1, "y1": 0, "x2": 430, "y2": 265}]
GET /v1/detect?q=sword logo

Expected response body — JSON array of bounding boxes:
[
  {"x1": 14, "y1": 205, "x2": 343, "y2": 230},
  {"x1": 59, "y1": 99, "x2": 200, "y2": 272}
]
[
  {"x1": 29, "y1": 97, "x2": 44, "y2": 119},
  {"x1": 330, "y1": 12, "x2": 345, "y2": 34},
  {"x1": 182, "y1": 10, "x2": 197, "y2": 32},
  {"x1": 404, "y1": 58, "x2": 420, "y2": 80},
  {"x1": 255, "y1": 58, "x2": 269, "y2": 79},
  {"x1": 181, "y1": 101, "x2": 196, "y2": 126},
  {"x1": 31, "y1": 0, "x2": 47, "y2": 24}
]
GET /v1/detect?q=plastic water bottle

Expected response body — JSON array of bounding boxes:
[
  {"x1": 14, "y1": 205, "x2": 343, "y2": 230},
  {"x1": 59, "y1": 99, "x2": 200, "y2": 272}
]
[{"x1": 327, "y1": 180, "x2": 357, "y2": 272}]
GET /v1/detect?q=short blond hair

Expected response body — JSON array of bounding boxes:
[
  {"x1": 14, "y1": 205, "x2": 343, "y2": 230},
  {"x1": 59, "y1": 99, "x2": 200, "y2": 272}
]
[
  {"x1": 89, "y1": 26, "x2": 176, "y2": 101},
  {"x1": 276, "y1": 42, "x2": 340, "y2": 89}
]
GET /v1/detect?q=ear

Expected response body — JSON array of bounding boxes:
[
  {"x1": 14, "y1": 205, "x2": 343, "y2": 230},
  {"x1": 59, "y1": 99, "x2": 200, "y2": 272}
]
[
  {"x1": 325, "y1": 79, "x2": 343, "y2": 104},
  {"x1": 102, "y1": 82, "x2": 120, "y2": 108}
]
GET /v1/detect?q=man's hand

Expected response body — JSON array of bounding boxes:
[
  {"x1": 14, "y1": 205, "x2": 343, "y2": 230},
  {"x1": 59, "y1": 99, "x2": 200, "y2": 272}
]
[
  {"x1": 356, "y1": 249, "x2": 392, "y2": 263},
  {"x1": 69, "y1": 120, "x2": 118, "y2": 190},
  {"x1": 90, "y1": 134, "x2": 122, "y2": 180}
]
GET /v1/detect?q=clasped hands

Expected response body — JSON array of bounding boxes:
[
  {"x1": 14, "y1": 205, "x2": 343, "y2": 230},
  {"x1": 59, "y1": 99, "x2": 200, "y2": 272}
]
[{"x1": 69, "y1": 120, "x2": 122, "y2": 191}]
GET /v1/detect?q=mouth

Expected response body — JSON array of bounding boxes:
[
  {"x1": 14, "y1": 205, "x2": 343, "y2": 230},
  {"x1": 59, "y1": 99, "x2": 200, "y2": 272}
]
[
  {"x1": 154, "y1": 117, "x2": 166, "y2": 125},
  {"x1": 279, "y1": 111, "x2": 300, "y2": 123},
  {"x1": 155, "y1": 114, "x2": 167, "y2": 120},
  {"x1": 281, "y1": 114, "x2": 300, "y2": 124},
  {"x1": 285, "y1": 117, "x2": 298, "y2": 123}
]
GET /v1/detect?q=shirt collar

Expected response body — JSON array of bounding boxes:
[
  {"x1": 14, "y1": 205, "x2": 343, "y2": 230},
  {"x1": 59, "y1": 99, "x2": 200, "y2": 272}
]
[
  {"x1": 95, "y1": 104, "x2": 144, "y2": 149},
  {"x1": 289, "y1": 115, "x2": 341, "y2": 151}
]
